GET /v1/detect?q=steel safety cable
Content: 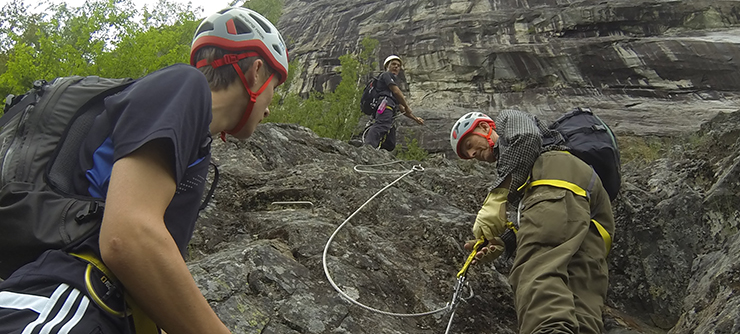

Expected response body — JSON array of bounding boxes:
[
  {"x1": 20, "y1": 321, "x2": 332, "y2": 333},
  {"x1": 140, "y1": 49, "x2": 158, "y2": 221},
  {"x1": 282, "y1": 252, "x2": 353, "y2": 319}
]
[{"x1": 322, "y1": 162, "x2": 451, "y2": 317}]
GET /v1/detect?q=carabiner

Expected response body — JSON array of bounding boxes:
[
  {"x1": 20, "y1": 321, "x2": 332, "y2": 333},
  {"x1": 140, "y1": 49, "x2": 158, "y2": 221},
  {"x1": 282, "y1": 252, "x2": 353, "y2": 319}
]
[{"x1": 446, "y1": 238, "x2": 486, "y2": 333}]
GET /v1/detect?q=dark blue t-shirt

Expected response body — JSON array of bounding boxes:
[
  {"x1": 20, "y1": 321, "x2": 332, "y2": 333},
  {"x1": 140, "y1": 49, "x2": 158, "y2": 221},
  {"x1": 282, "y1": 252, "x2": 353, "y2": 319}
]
[
  {"x1": 375, "y1": 71, "x2": 399, "y2": 107},
  {"x1": 2, "y1": 64, "x2": 212, "y2": 288}
]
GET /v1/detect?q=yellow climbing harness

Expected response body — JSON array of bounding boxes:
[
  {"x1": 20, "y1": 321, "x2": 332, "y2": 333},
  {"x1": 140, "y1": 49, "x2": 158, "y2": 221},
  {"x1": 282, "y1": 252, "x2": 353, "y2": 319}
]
[
  {"x1": 70, "y1": 252, "x2": 159, "y2": 334},
  {"x1": 517, "y1": 174, "x2": 612, "y2": 256}
]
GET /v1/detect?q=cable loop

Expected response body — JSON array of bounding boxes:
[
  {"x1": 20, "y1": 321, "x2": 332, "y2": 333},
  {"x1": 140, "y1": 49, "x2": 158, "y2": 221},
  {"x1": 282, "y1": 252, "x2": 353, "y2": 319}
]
[{"x1": 322, "y1": 162, "x2": 449, "y2": 317}]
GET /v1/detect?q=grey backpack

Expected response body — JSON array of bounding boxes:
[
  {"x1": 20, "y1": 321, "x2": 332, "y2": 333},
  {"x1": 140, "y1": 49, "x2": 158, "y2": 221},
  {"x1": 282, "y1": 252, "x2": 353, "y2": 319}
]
[{"x1": 0, "y1": 76, "x2": 134, "y2": 279}]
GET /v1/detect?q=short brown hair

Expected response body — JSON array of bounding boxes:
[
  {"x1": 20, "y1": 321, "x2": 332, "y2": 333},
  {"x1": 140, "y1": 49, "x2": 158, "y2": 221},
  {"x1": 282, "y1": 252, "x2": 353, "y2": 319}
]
[{"x1": 193, "y1": 47, "x2": 274, "y2": 91}]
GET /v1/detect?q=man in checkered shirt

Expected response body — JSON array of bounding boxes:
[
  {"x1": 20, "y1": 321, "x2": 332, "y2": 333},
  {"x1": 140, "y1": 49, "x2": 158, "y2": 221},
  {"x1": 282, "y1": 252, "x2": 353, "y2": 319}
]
[{"x1": 449, "y1": 110, "x2": 615, "y2": 334}]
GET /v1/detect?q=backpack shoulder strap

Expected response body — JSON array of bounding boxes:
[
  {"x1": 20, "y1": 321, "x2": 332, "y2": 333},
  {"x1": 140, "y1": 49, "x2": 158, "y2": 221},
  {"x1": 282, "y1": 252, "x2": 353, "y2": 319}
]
[
  {"x1": 0, "y1": 80, "x2": 48, "y2": 128},
  {"x1": 47, "y1": 77, "x2": 135, "y2": 194},
  {"x1": 198, "y1": 162, "x2": 219, "y2": 211}
]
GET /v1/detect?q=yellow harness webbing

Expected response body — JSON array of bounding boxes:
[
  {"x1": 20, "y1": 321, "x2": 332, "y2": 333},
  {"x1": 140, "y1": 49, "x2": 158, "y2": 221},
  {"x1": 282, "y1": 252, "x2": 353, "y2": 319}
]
[
  {"x1": 524, "y1": 179, "x2": 612, "y2": 256},
  {"x1": 591, "y1": 219, "x2": 612, "y2": 255},
  {"x1": 71, "y1": 252, "x2": 159, "y2": 334},
  {"x1": 529, "y1": 179, "x2": 588, "y2": 198}
]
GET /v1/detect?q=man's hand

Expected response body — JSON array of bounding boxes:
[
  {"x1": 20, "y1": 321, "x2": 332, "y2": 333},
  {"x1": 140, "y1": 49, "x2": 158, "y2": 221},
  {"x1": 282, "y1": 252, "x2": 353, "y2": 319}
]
[
  {"x1": 464, "y1": 237, "x2": 505, "y2": 265},
  {"x1": 472, "y1": 188, "x2": 509, "y2": 241},
  {"x1": 402, "y1": 107, "x2": 424, "y2": 125}
]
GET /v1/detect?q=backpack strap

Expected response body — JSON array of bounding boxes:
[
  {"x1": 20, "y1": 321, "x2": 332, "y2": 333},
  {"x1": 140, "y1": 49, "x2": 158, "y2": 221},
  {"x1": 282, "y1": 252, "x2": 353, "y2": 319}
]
[
  {"x1": 528, "y1": 179, "x2": 590, "y2": 199},
  {"x1": 198, "y1": 162, "x2": 219, "y2": 211}
]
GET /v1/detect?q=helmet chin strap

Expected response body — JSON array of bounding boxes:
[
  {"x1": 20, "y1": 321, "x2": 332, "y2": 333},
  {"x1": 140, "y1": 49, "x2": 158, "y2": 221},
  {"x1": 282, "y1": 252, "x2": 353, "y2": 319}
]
[
  {"x1": 471, "y1": 124, "x2": 496, "y2": 148},
  {"x1": 219, "y1": 65, "x2": 274, "y2": 142},
  {"x1": 194, "y1": 52, "x2": 274, "y2": 142}
]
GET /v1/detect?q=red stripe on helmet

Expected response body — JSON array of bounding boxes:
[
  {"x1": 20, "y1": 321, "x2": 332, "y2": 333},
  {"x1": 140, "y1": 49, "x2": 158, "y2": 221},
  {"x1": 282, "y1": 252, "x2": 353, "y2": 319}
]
[
  {"x1": 190, "y1": 36, "x2": 287, "y2": 85},
  {"x1": 455, "y1": 119, "x2": 496, "y2": 158},
  {"x1": 226, "y1": 19, "x2": 237, "y2": 35}
]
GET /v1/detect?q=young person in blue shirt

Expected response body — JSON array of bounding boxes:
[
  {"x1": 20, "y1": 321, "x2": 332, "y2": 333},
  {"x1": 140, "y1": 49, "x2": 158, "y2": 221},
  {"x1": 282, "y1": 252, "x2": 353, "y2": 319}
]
[{"x1": 0, "y1": 7, "x2": 288, "y2": 334}]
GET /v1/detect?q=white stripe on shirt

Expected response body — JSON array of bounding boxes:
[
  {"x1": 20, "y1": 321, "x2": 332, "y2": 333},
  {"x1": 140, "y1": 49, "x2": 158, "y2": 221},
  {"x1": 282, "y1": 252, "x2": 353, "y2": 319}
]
[
  {"x1": 21, "y1": 283, "x2": 71, "y2": 334},
  {"x1": 58, "y1": 294, "x2": 90, "y2": 334},
  {"x1": 39, "y1": 288, "x2": 81, "y2": 334},
  {"x1": 0, "y1": 291, "x2": 49, "y2": 313}
]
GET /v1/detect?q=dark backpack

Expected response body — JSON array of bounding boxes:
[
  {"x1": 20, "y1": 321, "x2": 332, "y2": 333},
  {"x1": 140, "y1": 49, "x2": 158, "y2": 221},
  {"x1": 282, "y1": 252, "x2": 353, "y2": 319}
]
[
  {"x1": 360, "y1": 74, "x2": 381, "y2": 115},
  {"x1": 0, "y1": 76, "x2": 136, "y2": 279},
  {"x1": 547, "y1": 107, "x2": 621, "y2": 201}
]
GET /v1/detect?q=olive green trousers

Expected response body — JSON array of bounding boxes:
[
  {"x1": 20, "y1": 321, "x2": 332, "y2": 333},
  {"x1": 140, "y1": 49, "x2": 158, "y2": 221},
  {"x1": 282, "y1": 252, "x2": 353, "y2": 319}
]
[{"x1": 509, "y1": 151, "x2": 615, "y2": 334}]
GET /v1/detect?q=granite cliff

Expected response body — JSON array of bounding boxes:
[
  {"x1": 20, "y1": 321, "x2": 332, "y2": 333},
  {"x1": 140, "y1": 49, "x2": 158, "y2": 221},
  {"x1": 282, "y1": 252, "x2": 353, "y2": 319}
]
[{"x1": 280, "y1": 0, "x2": 740, "y2": 154}]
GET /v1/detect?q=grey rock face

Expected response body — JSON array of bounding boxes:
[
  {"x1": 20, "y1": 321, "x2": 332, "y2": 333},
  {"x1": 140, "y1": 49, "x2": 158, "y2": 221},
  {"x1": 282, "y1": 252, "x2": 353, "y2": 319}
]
[
  {"x1": 280, "y1": 0, "x2": 740, "y2": 154},
  {"x1": 192, "y1": 123, "x2": 516, "y2": 333},
  {"x1": 190, "y1": 111, "x2": 740, "y2": 333},
  {"x1": 605, "y1": 111, "x2": 740, "y2": 333},
  {"x1": 185, "y1": 1, "x2": 740, "y2": 331}
]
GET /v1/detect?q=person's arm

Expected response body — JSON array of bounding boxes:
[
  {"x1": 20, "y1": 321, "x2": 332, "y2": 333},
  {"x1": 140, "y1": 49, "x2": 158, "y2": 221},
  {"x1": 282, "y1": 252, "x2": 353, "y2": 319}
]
[
  {"x1": 389, "y1": 85, "x2": 424, "y2": 125},
  {"x1": 99, "y1": 139, "x2": 230, "y2": 334}
]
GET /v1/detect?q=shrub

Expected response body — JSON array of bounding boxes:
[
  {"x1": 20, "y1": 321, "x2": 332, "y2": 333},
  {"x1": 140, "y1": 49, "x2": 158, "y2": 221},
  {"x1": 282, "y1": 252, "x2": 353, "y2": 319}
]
[
  {"x1": 266, "y1": 36, "x2": 379, "y2": 141},
  {"x1": 395, "y1": 137, "x2": 428, "y2": 161}
]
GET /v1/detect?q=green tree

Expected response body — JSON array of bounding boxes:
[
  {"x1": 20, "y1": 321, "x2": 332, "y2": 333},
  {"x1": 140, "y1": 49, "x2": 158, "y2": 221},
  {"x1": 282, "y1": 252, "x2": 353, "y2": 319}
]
[
  {"x1": 240, "y1": 0, "x2": 282, "y2": 25},
  {"x1": 266, "y1": 37, "x2": 380, "y2": 141},
  {"x1": 358, "y1": 36, "x2": 379, "y2": 76},
  {"x1": 0, "y1": 0, "x2": 198, "y2": 115},
  {"x1": 395, "y1": 137, "x2": 428, "y2": 161}
]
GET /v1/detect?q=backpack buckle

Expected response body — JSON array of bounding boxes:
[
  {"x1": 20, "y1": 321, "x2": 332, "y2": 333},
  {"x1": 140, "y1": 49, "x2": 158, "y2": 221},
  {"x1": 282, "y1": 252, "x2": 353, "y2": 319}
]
[
  {"x1": 4, "y1": 94, "x2": 15, "y2": 112},
  {"x1": 33, "y1": 80, "x2": 47, "y2": 90},
  {"x1": 75, "y1": 201, "x2": 104, "y2": 224}
]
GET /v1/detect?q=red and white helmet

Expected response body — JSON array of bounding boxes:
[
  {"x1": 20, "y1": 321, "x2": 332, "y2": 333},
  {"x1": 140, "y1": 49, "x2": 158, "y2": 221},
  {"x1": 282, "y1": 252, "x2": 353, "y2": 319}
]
[
  {"x1": 450, "y1": 112, "x2": 496, "y2": 159},
  {"x1": 190, "y1": 7, "x2": 289, "y2": 85}
]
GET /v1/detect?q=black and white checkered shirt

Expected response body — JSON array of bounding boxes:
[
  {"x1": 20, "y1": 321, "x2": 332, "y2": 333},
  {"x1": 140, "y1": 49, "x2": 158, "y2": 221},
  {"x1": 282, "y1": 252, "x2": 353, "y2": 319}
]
[{"x1": 492, "y1": 109, "x2": 568, "y2": 205}]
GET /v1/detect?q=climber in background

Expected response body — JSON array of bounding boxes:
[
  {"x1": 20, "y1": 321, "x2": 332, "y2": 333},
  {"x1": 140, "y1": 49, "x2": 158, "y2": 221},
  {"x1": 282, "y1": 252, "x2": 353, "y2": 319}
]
[{"x1": 363, "y1": 55, "x2": 424, "y2": 151}]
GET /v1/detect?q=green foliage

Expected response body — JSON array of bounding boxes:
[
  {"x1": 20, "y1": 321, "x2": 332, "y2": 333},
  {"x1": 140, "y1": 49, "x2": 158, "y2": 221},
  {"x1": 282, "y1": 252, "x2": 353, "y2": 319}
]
[
  {"x1": 96, "y1": 17, "x2": 198, "y2": 79},
  {"x1": 266, "y1": 36, "x2": 380, "y2": 141},
  {"x1": 0, "y1": 0, "x2": 198, "y2": 108},
  {"x1": 359, "y1": 36, "x2": 379, "y2": 75},
  {"x1": 618, "y1": 136, "x2": 669, "y2": 163},
  {"x1": 617, "y1": 137, "x2": 663, "y2": 164},
  {"x1": 395, "y1": 137, "x2": 429, "y2": 161},
  {"x1": 618, "y1": 133, "x2": 717, "y2": 164},
  {"x1": 240, "y1": 0, "x2": 283, "y2": 24}
]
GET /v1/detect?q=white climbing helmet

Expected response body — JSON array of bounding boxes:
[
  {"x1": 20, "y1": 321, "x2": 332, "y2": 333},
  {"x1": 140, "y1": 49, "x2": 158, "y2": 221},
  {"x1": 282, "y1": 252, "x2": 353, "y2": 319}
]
[
  {"x1": 190, "y1": 7, "x2": 289, "y2": 85},
  {"x1": 450, "y1": 112, "x2": 496, "y2": 159},
  {"x1": 383, "y1": 55, "x2": 402, "y2": 69}
]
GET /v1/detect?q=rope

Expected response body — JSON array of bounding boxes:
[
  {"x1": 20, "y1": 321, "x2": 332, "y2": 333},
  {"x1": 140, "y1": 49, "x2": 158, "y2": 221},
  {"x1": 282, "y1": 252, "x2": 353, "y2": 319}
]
[{"x1": 322, "y1": 162, "x2": 450, "y2": 317}]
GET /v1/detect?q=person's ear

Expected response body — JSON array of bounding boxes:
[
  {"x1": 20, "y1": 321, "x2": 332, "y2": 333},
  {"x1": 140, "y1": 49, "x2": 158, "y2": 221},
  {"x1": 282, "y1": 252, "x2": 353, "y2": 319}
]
[
  {"x1": 245, "y1": 59, "x2": 264, "y2": 86},
  {"x1": 478, "y1": 121, "x2": 491, "y2": 132}
]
